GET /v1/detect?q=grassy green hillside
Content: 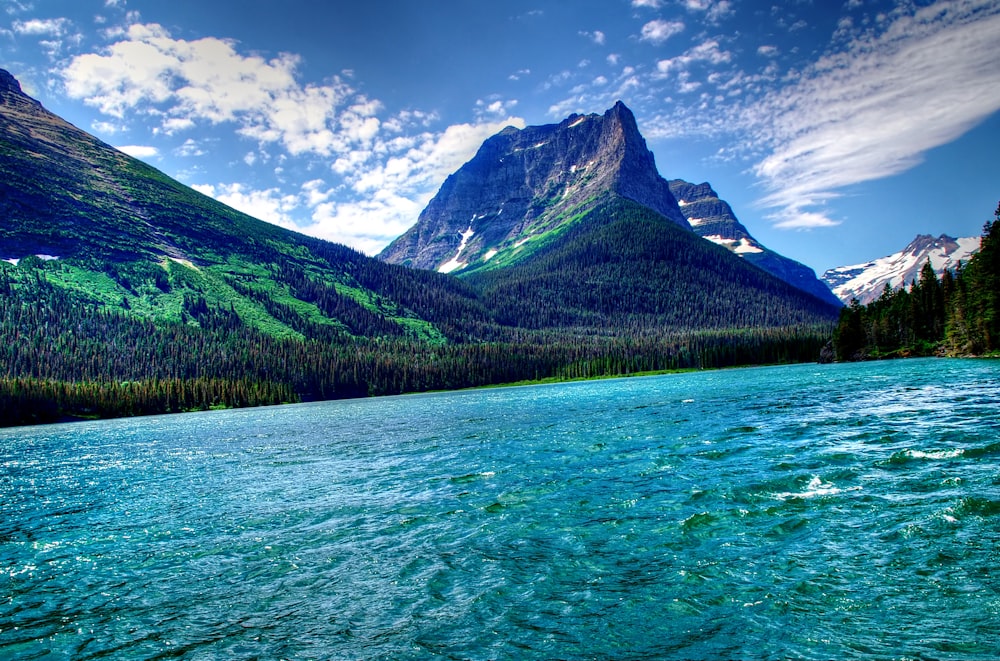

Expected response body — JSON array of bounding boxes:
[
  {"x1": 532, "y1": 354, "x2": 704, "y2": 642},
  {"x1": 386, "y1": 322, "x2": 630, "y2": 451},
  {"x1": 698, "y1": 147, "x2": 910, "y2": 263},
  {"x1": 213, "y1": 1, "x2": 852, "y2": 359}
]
[{"x1": 0, "y1": 78, "x2": 492, "y2": 343}]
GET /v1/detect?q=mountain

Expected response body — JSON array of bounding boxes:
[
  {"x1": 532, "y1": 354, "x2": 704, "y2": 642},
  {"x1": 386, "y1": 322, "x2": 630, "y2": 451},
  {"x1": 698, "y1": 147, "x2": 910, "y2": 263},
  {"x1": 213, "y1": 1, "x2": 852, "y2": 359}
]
[
  {"x1": 0, "y1": 68, "x2": 489, "y2": 343},
  {"x1": 378, "y1": 101, "x2": 689, "y2": 273},
  {"x1": 822, "y1": 234, "x2": 980, "y2": 304},
  {"x1": 462, "y1": 196, "x2": 841, "y2": 332},
  {"x1": 0, "y1": 72, "x2": 836, "y2": 425},
  {"x1": 667, "y1": 179, "x2": 842, "y2": 308}
]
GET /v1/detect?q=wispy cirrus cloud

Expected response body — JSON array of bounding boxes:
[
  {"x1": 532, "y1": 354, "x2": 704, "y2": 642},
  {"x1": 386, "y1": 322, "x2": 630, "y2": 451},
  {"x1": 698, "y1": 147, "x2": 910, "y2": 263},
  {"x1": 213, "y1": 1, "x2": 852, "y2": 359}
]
[{"x1": 745, "y1": 0, "x2": 1000, "y2": 229}]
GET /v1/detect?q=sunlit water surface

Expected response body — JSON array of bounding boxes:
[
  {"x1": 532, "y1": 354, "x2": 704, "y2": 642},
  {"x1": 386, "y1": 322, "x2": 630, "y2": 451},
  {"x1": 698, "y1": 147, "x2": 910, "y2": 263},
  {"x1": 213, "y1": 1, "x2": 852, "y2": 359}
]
[{"x1": 2, "y1": 358, "x2": 999, "y2": 659}]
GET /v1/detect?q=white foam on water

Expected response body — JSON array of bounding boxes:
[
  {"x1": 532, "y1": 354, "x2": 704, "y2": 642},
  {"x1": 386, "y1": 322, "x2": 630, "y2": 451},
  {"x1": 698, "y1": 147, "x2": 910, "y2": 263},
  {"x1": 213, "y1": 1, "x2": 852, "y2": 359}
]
[
  {"x1": 774, "y1": 476, "x2": 862, "y2": 500},
  {"x1": 903, "y1": 448, "x2": 964, "y2": 460}
]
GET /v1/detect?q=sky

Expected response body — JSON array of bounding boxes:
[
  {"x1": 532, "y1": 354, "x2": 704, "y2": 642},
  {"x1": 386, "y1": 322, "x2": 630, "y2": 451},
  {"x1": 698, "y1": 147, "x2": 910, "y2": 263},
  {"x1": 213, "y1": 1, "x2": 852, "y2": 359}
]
[{"x1": 2, "y1": 0, "x2": 999, "y2": 274}]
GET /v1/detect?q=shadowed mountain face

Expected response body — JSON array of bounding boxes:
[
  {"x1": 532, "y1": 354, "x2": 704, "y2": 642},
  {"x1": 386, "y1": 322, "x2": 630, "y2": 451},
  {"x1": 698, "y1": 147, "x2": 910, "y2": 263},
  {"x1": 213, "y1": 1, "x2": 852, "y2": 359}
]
[
  {"x1": 378, "y1": 102, "x2": 689, "y2": 274},
  {"x1": 668, "y1": 179, "x2": 843, "y2": 308}
]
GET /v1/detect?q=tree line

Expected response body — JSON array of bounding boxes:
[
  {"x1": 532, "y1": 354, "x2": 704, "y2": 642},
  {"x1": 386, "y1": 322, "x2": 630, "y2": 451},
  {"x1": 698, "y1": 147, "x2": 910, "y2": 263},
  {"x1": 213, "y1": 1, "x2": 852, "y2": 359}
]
[
  {"x1": 0, "y1": 268, "x2": 831, "y2": 426},
  {"x1": 832, "y1": 202, "x2": 1000, "y2": 361}
]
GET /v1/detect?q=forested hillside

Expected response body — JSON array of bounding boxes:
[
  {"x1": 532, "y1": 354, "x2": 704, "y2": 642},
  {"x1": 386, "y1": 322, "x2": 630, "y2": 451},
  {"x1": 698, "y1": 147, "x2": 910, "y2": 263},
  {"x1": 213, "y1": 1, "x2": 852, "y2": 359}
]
[
  {"x1": 0, "y1": 69, "x2": 838, "y2": 427},
  {"x1": 831, "y1": 202, "x2": 1000, "y2": 360},
  {"x1": 0, "y1": 258, "x2": 832, "y2": 426},
  {"x1": 465, "y1": 198, "x2": 840, "y2": 331}
]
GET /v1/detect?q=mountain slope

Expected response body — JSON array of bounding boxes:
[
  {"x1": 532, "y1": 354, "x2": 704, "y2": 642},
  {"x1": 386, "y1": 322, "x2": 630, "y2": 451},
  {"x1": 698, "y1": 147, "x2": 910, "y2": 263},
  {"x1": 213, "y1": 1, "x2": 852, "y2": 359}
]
[
  {"x1": 464, "y1": 197, "x2": 841, "y2": 331},
  {"x1": 668, "y1": 179, "x2": 842, "y2": 308},
  {"x1": 378, "y1": 102, "x2": 689, "y2": 274},
  {"x1": 0, "y1": 68, "x2": 491, "y2": 342},
  {"x1": 822, "y1": 234, "x2": 979, "y2": 304}
]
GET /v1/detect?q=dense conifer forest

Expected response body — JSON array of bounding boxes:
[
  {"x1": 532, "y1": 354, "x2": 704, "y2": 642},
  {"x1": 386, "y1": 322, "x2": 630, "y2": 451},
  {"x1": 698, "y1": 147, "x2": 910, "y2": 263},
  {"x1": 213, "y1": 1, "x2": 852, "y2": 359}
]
[
  {"x1": 0, "y1": 71, "x2": 843, "y2": 427},
  {"x1": 0, "y1": 250, "x2": 832, "y2": 427},
  {"x1": 831, "y1": 203, "x2": 1000, "y2": 361}
]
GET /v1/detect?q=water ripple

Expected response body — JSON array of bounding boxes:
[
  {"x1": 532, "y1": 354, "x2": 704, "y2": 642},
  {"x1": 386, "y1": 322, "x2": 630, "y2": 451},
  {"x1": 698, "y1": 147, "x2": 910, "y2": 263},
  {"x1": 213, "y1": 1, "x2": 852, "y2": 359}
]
[{"x1": 1, "y1": 358, "x2": 999, "y2": 659}]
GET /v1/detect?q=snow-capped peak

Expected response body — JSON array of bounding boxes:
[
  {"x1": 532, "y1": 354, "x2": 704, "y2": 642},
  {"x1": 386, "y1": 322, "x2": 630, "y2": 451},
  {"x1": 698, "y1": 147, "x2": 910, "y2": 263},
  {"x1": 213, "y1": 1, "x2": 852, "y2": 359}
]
[{"x1": 821, "y1": 234, "x2": 979, "y2": 304}]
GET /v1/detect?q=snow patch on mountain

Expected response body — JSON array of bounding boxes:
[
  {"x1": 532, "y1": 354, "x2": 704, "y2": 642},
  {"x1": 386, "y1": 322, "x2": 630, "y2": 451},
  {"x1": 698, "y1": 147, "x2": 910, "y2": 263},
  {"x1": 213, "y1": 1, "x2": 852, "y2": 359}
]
[
  {"x1": 703, "y1": 235, "x2": 764, "y2": 254},
  {"x1": 438, "y1": 225, "x2": 475, "y2": 274},
  {"x1": 822, "y1": 234, "x2": 979, "y2": 305}
]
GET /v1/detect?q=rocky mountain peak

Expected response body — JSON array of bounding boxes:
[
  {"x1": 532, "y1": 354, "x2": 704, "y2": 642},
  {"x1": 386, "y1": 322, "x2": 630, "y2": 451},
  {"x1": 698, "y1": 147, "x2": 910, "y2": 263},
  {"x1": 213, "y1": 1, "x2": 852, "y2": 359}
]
[
  {"x1": 0, "y1": 69, "x2": 45, "y2": 114},
  {"x1": 379, "y1": 101, "x2": 688, "y2": 273}
]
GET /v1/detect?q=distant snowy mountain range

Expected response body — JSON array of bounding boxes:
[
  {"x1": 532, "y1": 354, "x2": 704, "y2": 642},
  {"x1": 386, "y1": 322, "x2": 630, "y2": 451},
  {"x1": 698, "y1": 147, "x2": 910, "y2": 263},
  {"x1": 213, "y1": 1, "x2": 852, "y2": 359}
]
[{"x1": 821, "y1": 234, "x2": 980, "y2": 305}]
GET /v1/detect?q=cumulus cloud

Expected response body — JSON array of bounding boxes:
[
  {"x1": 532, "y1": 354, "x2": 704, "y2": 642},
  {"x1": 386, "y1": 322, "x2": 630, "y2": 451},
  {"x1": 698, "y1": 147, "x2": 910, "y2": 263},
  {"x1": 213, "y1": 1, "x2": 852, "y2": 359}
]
[
  {"x1": 746, "y1": 0, "x2": 1000, "y2": 229},
  {"x1": 639, "y1": 19, "x2": 684, "y2": 44},
  {"x1": 631, "y1": 0, "x2": 662, "y2": 7},
  {"x1": 191, "y1": 183, "x2": 301, "y2": 232},
  {"x1": 61, "y1": 23, "x2": 373, "y2": 157},
  {"x1": 117, "y1": 144, "x2": 159, "y2": 158}
]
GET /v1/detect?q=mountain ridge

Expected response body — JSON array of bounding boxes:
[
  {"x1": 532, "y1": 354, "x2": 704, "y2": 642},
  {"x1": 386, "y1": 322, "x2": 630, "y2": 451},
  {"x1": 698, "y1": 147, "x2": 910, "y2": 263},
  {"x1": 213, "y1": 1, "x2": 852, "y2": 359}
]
[
  {"x1": 668, "y1": 179, "x2": 843, "y2": 308},
  {"x1": 822, "y1": 233, "x2": 979, "y2": 304}
]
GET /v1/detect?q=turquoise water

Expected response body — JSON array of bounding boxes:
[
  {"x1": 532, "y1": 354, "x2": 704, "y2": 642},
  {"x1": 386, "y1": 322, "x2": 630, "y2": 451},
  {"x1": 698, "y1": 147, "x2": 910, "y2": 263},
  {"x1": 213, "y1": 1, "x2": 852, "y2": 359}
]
[{"x1": 2, "y1": 358, "x2": 999, "y2": 659}]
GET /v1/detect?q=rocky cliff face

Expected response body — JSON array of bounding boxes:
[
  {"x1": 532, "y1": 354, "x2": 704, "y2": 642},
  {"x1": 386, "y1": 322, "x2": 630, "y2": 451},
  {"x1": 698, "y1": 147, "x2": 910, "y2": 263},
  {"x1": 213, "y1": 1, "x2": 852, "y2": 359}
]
[
  {"x1": 378, "y1": 101, "x2": 688, "y2": 273},
  {"x1": 822, "y1": 234, "x2": 980, "y2": 304},
  {"x1": 668, "y1": 179, "x2": 842, "y2": 308}
]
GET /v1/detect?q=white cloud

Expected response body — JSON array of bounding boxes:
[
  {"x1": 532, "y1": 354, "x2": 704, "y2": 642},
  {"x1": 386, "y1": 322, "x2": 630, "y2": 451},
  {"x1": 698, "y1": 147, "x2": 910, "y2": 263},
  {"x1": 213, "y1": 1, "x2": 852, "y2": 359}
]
[
  {"x1": 757, "y1": 45, "x2": 779, "y2": 57},
  {"x1": 57, "y1": 20, "x2": 533, "y2": 254},
  {"x1": 639, "y1": 19, "x2": 684, "y2": 44},
  {"x1": 176, "y1": 138, "x2": 205, "y2": 157},
  {"x1": 631, "y1": 0, "x2": 662, "y2": 7},
  {"x1": 5, "y1": 2, "x2": 33, "y2": 15},
  {"x1": 656, "y1": 39, "x2": 732, "y2": 74},
  {"x1": 746, "y1": 0, "x2": 1000, "y2": 229},
  {"x1": 683, "y1": 0, "x2": 734, "y2": 23},
  {"x1": 91, "y1": 120, "x2": 123, "y2": 135},
  {"x1": 475, "y1": 98, "x2": 519, "y2": 119},
  {"x1": 61, "y1": 23, "x2": 369, "y2": 158},
  {"x1": 580, "y1": 30, "x2": 606, "y2": 45},
  {"x1": 117, "y1": 144, "x2": 159, "y2": 158},
  {"x1": 13, "y1": 17, "x2": 71, "y2": 36},
  {"x1": 191, "y1": 183, "x2": 301, "y2": 232}
]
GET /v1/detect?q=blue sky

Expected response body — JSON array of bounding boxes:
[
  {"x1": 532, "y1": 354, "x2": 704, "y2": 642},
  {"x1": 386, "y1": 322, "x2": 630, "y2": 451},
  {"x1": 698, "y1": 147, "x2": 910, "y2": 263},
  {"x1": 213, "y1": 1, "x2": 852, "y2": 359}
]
[{"x1": 2, "y1": 0, "x2": 999, "y2": 273}]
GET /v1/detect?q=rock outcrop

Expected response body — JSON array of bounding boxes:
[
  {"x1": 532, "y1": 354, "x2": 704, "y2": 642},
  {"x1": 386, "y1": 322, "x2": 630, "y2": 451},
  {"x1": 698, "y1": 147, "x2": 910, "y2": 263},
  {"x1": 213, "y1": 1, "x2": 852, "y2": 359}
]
[{"x1": 378, "y1": 102, "x2": 688, "y2": 273}]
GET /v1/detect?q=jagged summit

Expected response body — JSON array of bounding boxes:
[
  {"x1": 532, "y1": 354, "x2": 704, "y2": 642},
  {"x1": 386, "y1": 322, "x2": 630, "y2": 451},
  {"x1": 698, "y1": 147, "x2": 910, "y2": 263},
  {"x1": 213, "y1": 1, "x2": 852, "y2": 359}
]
[
  {"x1": 378, "y1": 101, "x2": 688, "y2": 273},
  {"x1": 0, "y1": 68, "x2": 42, "y2": 114}
]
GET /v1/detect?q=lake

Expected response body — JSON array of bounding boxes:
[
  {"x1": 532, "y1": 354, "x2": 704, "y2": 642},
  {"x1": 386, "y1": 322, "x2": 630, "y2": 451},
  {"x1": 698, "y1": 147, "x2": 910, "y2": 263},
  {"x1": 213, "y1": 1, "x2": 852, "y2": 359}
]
[{"x1": 2, "y1": 358, "x2": 999, "y2": 659}]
